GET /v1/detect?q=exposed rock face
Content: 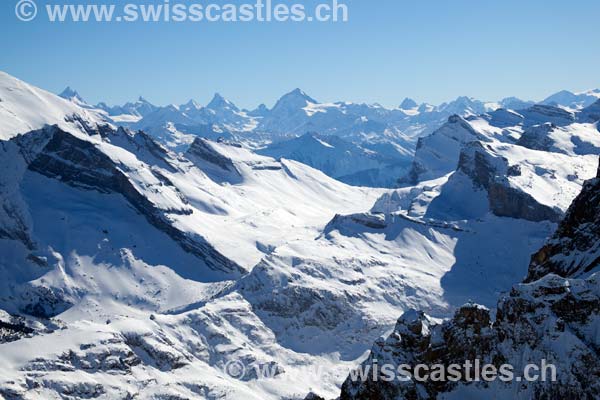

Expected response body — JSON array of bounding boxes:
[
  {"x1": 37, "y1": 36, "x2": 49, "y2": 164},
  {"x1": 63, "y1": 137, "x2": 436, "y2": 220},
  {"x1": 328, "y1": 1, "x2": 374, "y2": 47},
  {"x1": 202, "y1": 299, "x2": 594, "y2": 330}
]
[
  {"x1": 0, "y1": 315, "x2": 35, "y2": 343},
  {"x1": 526, "y1": 158, "x2": 600, "y2": 281},
  {"x1": 400, "y1": 115, "x2": 488, "y2": 185},
  {"x1": 324, "y1": 213, "x2": 388, "y2": 232},
  {"x1": 187, "y1": 137, "x2": 239, "y2": 174},
  {"x1": 516, "y1": 123, "x2": 558, "y2": 152},
  {"x1": 341, "y1": 273, "x2": 600, "y2": 400},
  {"x1": 18, "y1": 126, "x2": 244, "y2": 276},
  {"x1": 458, "y1": 142, "x2": 562, "y2": 222},
  {"x1": 485, "y1": 108, "x2": 524, "y2": 128},
  {"x1": 579, "y1": 99, "x2": 600, "y2": 123},
  {"x1": 185, "y1": 137, "x2": 243, "y2": 184},
  {"x1": 340, "y1": 158, "x2": 600, "y2": 400},
  {"x1": 520, "y1": 104, "x2": 575, "y2": 127}
]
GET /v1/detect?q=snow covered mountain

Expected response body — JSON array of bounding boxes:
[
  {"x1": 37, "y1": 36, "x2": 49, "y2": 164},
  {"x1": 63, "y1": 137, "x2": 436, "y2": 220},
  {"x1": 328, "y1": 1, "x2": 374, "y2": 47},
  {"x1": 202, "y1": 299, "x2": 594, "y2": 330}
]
[
  {"x1": 58, "y1": 86, "x2": 599, "y2": 188},
  {"x1": 1, "y1": 71, "x2": 598, "y2": 399},
  {"x1": 95, "y1": 96, "x2": 158, "y2": 122},
  {"x1": 257, "y1": 133, "x2": 412, "y2": 187},
  {"x1": 0, "y1": 74, "x2": 106, "y2": 141},
  {"x1": 58, "y1": 86, "x2": 87, "y2": 107},
  {"x1": 340, "y1": 157, "x2": 600, "y2": 400},
  {"x1": 542, "y1": 88, "x2": 600, "y2": 109},
  {"x1": 402, "y1": 102, "x2": 600, "y2": 185}
]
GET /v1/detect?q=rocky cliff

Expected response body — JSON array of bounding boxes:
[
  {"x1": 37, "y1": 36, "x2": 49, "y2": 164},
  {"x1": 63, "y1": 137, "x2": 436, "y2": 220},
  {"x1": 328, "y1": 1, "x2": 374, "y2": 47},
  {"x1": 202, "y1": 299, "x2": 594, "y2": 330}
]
[
  {"x1": 526, "y1": 159, "x2": 600, "y2": 281},
  {"x1": 339, "y1": 157, "x2": 600, "y2": 400}
]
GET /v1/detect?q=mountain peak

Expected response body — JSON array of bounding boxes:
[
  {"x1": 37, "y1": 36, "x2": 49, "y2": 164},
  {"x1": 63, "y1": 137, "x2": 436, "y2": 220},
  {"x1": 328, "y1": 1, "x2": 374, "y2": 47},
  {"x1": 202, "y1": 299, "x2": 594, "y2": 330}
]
[
  {"x1": 207, "y1": 92, "x2": 238, "y2": 111},
  {"x1": 271, "y1": 89, "x2": 318, "y2": 113},
  {"x1": 248, "y1": 103, "x2": 270, "y2": 117},
  {"x1": 58, "y1": 86, "x2": 85, "y2": 103},
  {"x1": 400, "y1": 97, "x2": 418, "y2": 109},
  {"x1": 182, "y1": 99, "x2": 201, "y2": 110},
  {"x1": 288, "y1": 88, "x2": 317, "y2": 102}
]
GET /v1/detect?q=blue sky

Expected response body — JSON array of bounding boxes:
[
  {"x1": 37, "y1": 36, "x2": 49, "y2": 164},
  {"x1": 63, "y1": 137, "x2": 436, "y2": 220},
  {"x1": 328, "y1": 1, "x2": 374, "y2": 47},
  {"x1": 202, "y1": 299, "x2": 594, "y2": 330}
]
[{"x1": 1, "y1": 0, "x2": 599, "y2": 108}]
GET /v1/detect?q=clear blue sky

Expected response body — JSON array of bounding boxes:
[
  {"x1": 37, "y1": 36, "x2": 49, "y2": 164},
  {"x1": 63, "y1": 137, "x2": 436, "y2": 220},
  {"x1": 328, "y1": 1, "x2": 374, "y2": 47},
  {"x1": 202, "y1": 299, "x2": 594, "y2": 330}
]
[{"x1": 1, "y1": 0, "x2": 599, "y2": 108}]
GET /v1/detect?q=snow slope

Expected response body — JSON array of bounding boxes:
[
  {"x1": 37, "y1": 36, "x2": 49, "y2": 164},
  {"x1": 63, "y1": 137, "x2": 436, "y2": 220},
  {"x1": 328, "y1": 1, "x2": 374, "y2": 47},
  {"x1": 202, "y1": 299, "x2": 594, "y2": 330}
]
[
  {"x1": 1, "y1": 71, "x2": 599, "y2": 400},
  {"x1": 0, "y1": 72, "x2": 107, "y2": 140}
]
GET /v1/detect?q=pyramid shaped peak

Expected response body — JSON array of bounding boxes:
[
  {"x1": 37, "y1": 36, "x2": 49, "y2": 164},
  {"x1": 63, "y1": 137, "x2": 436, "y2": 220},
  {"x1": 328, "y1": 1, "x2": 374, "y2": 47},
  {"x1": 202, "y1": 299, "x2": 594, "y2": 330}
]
[
  {"x1": 400, "y1": 97, "x2": 418, "y2": 109},
  {"x1": 207, "y1": 92, "x2": 238, "y2": 111},
  {"x1": 183, "y1": 99, "x2": 201, "y2": 109},
  {"x1": 59, "y1": 86, "x2": 85, "y2": 103},
  {"x1": 286, "y1": 88, "x2": 316, "y2": 102}
]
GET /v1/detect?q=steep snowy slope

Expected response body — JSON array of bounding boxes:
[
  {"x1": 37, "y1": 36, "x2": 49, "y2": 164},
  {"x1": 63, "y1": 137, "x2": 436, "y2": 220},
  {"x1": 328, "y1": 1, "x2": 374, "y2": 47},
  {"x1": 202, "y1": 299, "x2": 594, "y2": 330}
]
[
  {"x1": 0, "y1": 73, "x2": 388, "y2": 399},
  {"x1": 0, "y1": 72, "x2": 107, "y2": 140},
  {"x1": 2, "y1": 72, "x2": 598, "y2": 400},
  {"x1": 340, "y1": 158, "x2": 600, "y2": 400}
]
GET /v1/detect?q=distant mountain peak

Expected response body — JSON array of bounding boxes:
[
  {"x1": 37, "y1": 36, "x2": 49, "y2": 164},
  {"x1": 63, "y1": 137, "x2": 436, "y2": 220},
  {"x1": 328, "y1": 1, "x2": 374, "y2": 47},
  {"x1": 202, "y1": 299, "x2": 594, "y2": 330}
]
[
  {"x1": 270, "y1": 89, "x2": 318, "y2": 115},
  {"x1": 282, "y1": 88, "x2": 317, "y2": 103},
  {"x1": 542, "y1": 89, "x2": 600, "y2": 109},
  {"x1": 248, "y1": 103, "x2": 270, "y2": 117},
  {"x1": 182, "y1": 99, "x2": 201, "y2": 110},
  {"x1": 58, "y1": 86, "x2": 85, "y2": 103},
  {"x1": 207, "y1": 92, "x2": 238, "y2": 111},
  {"x1": 400, "y1": 97, "x2": 418, "y2": 109}
]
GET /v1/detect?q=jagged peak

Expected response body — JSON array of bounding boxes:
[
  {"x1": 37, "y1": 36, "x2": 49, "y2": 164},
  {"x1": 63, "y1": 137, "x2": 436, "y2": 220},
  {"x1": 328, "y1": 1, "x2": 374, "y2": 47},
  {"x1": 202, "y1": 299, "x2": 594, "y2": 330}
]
[
  {"x1": 59, "y1": 86, "x2": 85, "y2": 103},
  {"x1": 526, "y1": 156, "x2": 600, "y2": 281},
  {"x1": 399, "y1": 97, "x2": 418, "y2": 109},
  {"x1": 182, "y1": 98, "x2": 201, "y2": 109},
  {"x1": 277, "y1": 88, "x2": 318, "y2": 105},
  {"x1": 207, "y1": 92, "x2": 238, "y2": 111}
]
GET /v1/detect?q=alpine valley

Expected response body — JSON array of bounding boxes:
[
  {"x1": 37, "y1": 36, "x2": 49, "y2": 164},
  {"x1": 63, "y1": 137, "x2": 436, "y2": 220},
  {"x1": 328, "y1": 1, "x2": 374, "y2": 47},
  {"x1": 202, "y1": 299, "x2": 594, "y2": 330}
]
[{"x1": 1, "y1": 70, "x2": 600, "y2": 400}]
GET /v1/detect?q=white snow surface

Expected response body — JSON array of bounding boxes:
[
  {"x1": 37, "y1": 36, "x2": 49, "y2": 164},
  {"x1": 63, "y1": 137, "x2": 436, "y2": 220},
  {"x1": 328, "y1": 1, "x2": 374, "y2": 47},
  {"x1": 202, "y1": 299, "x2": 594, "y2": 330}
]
[
  {"x1": 0, "y1": 72, "x2": 107, "y2": 140},
  {"x1": 0, "y1": 71, "x2": 599, "y2": 399}
]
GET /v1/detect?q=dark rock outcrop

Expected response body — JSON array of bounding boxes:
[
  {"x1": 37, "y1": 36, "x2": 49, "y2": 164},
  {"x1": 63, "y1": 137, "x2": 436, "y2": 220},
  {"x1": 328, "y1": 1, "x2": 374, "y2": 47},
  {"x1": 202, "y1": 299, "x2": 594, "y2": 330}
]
[
  {"x1": 526, "y1": 158, "x2": 600, "y2": 281},
  {"x1": 186, "y1": 138, "x2": 238, "y2": 173},
  {"x1": 340, "y1": 157, "x2": 600, "y2": 400},
  {"x1": 579, "y1": 99, "x2": 600, "y2": 123},
  {"x1": 341, "y1": 273, "x2": 600, "y2": 399},
  {"x1": 520, "y1": 104, "x2": 575, "y2": 127},
  {"x1": 516, "y1": 123, "x2": 558, "y2": 152},
  {"x1": 399, "y1": 115, "x2": 489, "y2": 185},
  {"x1": 185, "y1": 137, "x2": 243, "y2": 183},
  {"x1": 458, "y1": 141, "x2": 562, "y2": 222},
  {"x1": 484, "y1": 108, "x2": 524, "y2": 128},
  {"x1": 0, "y1": 316, "x2": 35, "y2": 343},
  {"x1": 304, "y1": 393, "x2": 326, "y2": 400},
  {"x1": 26, "y1": 126, "x2": 244, "y2": 275}
]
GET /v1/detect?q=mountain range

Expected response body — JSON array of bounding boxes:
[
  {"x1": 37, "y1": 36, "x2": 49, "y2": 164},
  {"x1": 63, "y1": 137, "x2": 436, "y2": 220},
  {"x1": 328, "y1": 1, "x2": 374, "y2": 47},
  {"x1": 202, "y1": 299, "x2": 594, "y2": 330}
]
[
  {"x1": 0, "y1": 70, "x2": 599, "y2": 399},
  {"x1": 58, "y1": 85, "x2": 600, "y2": 188}
]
